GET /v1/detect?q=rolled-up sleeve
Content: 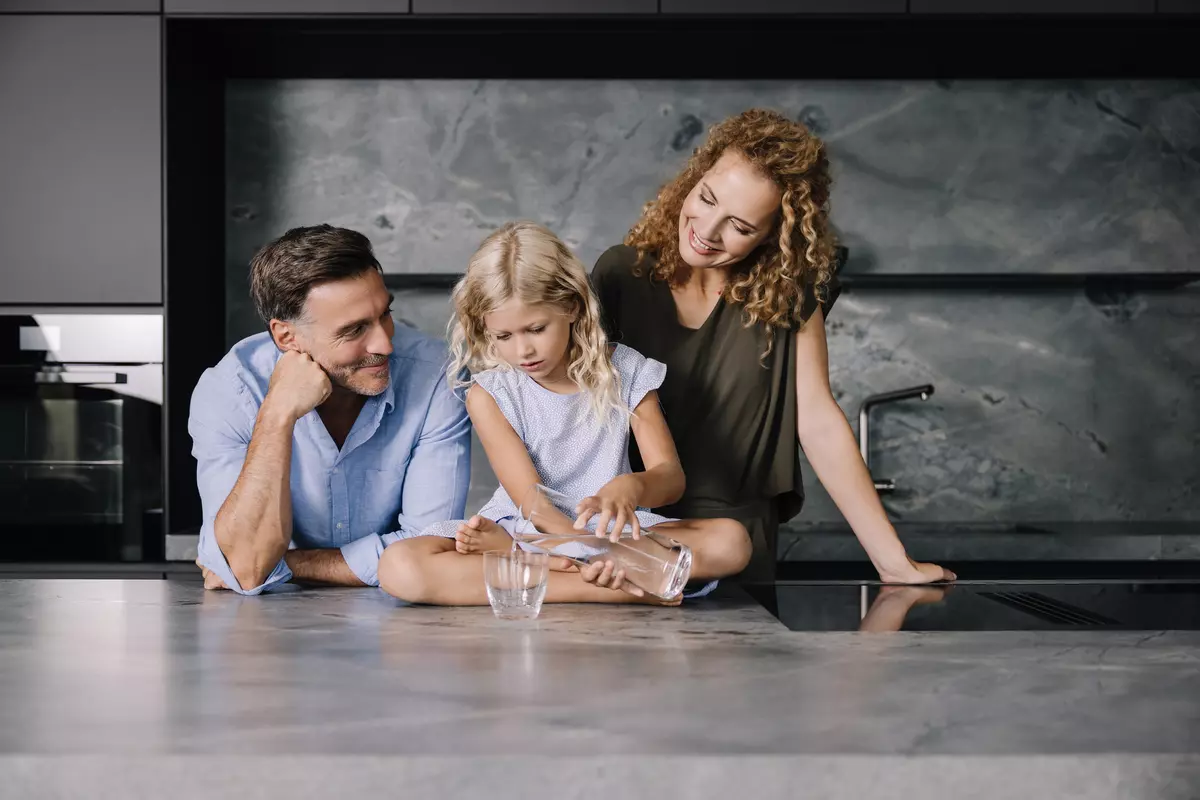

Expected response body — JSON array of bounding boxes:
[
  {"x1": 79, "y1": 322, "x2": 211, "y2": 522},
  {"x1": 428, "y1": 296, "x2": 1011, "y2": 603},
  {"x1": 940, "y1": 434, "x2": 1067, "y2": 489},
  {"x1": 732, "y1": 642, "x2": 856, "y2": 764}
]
[
  {"x1": 188, "y1": 369, "x2": 292, "y2": 595},
  {"x1": 338, "y1": 531, "x2": 405, "y2": 588},
  {"x1": 394, "y1": 378, "x2": 472, "y2": 540}
]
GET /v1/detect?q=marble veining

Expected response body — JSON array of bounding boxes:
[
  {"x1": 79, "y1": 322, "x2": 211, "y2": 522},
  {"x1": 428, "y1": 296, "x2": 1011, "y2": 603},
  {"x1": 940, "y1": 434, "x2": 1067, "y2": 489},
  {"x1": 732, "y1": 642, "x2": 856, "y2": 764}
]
[
  {"x1": 2, "y1": 579, "x2": 1199, "y2": 796},
  {"x1": 223, "y1": 80, "x2": 1200, "y2": 530}
]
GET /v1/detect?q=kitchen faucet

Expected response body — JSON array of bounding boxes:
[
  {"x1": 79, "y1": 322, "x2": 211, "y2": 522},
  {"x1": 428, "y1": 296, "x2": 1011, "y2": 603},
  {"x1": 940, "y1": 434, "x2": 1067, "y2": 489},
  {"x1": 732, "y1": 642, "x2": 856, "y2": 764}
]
[{"x1": 857, "y1": 384, "x2": 934, "y2": 494}]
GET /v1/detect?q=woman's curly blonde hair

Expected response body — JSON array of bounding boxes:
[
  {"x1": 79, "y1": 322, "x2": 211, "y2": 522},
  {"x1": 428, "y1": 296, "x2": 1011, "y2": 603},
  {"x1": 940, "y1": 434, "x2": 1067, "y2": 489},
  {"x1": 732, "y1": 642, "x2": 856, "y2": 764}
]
[
  {"x1": 448, "y1": 220, "x2": 624, "y2": 427},
  {"x1": 626, "y1": 108, "x2": 838, "y2": 357}
]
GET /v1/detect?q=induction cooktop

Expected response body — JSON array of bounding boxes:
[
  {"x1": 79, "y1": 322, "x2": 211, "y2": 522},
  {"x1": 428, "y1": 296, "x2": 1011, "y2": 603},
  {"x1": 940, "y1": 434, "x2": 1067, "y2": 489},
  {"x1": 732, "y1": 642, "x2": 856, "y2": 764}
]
[{"x1": 747, "y1": 561, "x2": 1200, "y2": 632}]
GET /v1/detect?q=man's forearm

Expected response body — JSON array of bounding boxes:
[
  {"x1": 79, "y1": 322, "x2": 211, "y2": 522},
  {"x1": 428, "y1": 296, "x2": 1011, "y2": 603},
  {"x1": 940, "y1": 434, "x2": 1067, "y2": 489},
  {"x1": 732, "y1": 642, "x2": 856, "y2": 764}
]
[
  {"x1": 214, "y1": 399, "x2": 297, "y2": 590},
  {"x1": 798, "y1": 406, "x2": 910, "y2": 573},
  {"x1": 285, "y1": 549, "x2": 365, "y2": 587}
]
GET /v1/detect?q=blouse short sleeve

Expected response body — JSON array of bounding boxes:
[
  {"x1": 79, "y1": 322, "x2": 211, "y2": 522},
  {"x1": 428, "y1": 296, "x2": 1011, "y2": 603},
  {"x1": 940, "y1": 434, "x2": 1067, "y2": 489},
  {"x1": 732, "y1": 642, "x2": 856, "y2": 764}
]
[
  {"x1": 610, "y1": 343, "x2": 666, "y2": 412},
  {"x1": 471, "y1": 368, "x2": 524, "y2": 441},
  {"x1": 798, "y1": 269, "x2": 842, "y2": 323}
]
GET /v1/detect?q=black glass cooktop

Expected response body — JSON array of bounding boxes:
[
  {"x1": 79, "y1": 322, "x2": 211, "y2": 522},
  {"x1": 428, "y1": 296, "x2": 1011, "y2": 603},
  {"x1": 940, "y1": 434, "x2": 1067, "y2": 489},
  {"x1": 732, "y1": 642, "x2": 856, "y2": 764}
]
[{"x1": 747, "y1": 561, "x2": 1200, "y2": 632}]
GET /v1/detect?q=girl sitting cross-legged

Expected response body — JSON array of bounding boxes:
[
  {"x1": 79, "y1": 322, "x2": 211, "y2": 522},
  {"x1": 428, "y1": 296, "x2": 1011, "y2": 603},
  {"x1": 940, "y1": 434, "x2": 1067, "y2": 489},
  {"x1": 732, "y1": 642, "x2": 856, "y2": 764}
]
[{"x1": 376, "y1": 220, "x2": 752, "y2": 605}]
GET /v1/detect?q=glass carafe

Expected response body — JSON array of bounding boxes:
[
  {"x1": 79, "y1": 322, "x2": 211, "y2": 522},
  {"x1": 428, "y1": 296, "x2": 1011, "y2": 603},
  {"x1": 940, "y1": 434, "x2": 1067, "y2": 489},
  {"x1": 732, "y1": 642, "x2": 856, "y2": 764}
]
[{"x1": 513, "y1": 484, "x2": 692, "y2": 601}]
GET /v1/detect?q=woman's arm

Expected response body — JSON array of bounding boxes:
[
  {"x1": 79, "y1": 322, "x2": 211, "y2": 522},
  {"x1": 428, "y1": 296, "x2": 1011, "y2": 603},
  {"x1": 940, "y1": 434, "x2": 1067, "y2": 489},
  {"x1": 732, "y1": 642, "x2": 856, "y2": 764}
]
[
  {"x1": 793, "y1": 307, "x2": 955, "y2": 585},
  {"x1": 577, "y1": 390, "x2": 686, "y2": 540}
]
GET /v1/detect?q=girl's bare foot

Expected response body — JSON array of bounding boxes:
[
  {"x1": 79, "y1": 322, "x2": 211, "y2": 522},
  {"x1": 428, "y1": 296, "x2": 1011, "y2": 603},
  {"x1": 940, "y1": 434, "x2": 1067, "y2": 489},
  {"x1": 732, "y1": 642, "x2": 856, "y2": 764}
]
[{"x1": 455, "y1": 516, "x2": 514, "y2": 554}]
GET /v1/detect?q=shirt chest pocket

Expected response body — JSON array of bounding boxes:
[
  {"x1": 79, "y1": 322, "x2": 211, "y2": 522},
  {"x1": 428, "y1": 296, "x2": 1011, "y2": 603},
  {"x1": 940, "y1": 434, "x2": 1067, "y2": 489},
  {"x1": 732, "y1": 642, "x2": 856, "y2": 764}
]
[{"x1": 362, "y1": 466, "x2": 407, "y2": 526}]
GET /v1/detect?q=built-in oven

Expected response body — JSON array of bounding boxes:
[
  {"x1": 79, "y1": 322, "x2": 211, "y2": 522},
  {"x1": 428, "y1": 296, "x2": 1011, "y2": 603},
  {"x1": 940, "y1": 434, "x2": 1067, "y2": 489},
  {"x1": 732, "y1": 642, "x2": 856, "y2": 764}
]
[{"x1": 0, "y1": 311, "x2": 163, "y2": 563}]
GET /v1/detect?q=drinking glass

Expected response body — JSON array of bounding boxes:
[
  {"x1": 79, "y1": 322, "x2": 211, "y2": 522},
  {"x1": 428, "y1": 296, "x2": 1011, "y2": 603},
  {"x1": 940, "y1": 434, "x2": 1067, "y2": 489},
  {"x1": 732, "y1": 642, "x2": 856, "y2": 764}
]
[{"x1": 483, "y1": 548, "x2": 550, "y2": 620}]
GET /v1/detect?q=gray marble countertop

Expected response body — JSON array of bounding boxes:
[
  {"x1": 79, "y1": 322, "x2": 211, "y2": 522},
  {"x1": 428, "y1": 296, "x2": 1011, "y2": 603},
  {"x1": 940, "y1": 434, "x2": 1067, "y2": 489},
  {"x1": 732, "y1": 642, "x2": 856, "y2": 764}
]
[{"x1": 2, "y1": 579, "x2": 1198, "y2": 799}]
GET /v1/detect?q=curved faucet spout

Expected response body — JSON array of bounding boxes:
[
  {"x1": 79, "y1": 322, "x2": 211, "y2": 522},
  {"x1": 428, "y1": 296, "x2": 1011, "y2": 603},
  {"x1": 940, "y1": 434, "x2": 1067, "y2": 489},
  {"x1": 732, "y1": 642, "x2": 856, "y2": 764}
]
[{"x1": 857, "y1": 384, "x2": 935, "y2": 488}]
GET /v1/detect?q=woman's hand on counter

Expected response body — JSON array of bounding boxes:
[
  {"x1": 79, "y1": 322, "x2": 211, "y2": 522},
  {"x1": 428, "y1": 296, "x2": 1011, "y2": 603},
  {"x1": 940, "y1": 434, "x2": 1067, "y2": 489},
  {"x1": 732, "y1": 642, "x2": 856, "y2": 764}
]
[{"x1": 876, "y1": 556, "x2": 957, "y2": 585}]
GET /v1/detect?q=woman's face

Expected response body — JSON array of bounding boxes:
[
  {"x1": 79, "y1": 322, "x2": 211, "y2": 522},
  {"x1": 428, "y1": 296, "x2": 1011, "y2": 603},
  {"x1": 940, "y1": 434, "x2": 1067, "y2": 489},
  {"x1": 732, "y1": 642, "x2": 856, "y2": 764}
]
[{"x1": 677, "y1": 149, "x2": 782, "y2": 271}]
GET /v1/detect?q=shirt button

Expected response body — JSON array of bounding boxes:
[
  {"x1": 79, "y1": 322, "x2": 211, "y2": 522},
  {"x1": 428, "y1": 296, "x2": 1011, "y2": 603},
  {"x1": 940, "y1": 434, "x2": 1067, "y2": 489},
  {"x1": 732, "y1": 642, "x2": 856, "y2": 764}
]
[
  {"x1": 336, "y1": 522, "x2": 343, "y2": 529},
  {"x1": 332, "y1": 468, "x2": 339, "y2": 474}
]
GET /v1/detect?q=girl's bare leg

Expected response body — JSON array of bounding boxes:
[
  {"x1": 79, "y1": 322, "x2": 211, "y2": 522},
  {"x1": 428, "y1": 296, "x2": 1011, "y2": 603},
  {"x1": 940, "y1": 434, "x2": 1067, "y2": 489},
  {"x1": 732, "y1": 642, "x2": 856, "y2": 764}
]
[{"x1": 649, "y1": 518, "x2": 752, "y2": 580}]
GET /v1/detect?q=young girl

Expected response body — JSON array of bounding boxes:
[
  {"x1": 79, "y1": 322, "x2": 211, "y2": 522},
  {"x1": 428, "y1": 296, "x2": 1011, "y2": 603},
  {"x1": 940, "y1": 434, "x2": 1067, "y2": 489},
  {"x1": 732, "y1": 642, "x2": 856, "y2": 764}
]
[{"x1": 376, "y1": 221, "x2": 751, "y2": 605}]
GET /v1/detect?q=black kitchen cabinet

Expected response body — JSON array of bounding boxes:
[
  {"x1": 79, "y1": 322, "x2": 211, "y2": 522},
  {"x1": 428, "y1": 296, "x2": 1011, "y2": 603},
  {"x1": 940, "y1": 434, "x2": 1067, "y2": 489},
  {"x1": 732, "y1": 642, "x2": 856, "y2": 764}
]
[
  {"x1": 662, "y1": 0, "x2": 904, "y2": 12},
  {"x1": 0, "y1": 1, "x2": 159, "y2": 10},
  {"x1": 1157, "y1": 0, "x2": 1200, "y2": 11},
  {"x1": 0, "y1": 16, "x2": 161, "y2": 306},
  {"x1": 412, "y1": 0, "x2": 655, "y2": 12},
  {"x1": 164, "y1": 0, "x2": 409, "y2": 12},
  {"x1": 909, "y1": 0, "x2": 1154, "y2": 11}
]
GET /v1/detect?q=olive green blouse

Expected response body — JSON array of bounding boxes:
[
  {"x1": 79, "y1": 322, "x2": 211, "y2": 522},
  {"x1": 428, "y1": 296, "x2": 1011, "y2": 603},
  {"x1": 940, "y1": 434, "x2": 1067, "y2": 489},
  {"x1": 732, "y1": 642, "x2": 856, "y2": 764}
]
[{"x1": 591, "y1": 244, "x2": 841, "y2": 562}]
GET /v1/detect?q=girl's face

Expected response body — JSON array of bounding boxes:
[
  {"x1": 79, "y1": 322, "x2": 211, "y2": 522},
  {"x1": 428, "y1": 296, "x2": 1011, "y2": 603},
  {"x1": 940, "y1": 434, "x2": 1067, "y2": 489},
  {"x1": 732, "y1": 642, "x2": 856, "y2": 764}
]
[
  {"x1": 677, "y1": 149, "x2": 782, "y2": 271},
  {"x1": 484, "y1": 297, "x2": 574, "y2": 383}
]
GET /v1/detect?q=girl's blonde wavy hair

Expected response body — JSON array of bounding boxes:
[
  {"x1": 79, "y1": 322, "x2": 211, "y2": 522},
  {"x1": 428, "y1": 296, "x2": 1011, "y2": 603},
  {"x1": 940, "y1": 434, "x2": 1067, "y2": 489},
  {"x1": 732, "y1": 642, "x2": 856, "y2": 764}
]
[
  {"x1": 448, "y1": 221, "x2": 625, "y2": 427},
  {"x1": 626, "y1": 108, "x2": 838, "y2": 359}
]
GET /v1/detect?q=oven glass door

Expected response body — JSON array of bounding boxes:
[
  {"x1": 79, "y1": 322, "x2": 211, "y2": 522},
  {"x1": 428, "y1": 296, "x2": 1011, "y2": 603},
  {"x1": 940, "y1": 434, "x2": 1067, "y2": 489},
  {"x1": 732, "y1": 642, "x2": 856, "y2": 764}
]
[{"x1": 0, "y1": 312, "x2": 163, "y2": 563}]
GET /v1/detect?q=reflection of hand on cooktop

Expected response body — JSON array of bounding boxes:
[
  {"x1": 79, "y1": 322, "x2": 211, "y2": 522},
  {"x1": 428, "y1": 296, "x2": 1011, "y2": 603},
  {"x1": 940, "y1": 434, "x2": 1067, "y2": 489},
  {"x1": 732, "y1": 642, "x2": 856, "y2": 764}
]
[{"x1": 858, "y1": 584, "x2": 951, "y2": 633}]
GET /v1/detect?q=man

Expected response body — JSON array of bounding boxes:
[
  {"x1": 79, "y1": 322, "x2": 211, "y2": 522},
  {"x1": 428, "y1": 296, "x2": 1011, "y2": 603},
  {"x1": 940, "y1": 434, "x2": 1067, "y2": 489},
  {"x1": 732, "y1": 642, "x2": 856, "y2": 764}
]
[{"x1": 189, "y1": 224, "x2": 470, "y2": 594}]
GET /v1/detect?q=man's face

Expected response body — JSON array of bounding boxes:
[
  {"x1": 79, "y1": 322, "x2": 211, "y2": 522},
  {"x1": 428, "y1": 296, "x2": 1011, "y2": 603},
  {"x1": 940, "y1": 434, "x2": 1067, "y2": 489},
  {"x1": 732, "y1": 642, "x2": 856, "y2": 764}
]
[{"x1": 282, "y1": 270, "x2": 396, "y2": 397}]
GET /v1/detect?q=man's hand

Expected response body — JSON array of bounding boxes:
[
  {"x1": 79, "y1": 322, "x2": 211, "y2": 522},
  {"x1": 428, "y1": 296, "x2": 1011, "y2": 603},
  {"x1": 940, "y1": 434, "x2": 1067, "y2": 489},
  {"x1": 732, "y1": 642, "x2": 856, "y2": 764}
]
[
  {"x1": 264, "y1": 350, "x2": 332, "y2": 422},
  {"x1": 196, "y1": 559, "x2": 229, "y2": 591}
]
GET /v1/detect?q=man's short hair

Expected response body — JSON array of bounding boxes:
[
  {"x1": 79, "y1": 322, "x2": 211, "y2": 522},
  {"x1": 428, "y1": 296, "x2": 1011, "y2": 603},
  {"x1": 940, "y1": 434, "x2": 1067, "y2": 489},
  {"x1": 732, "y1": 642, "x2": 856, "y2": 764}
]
[{"x1": 249, "y1": 224, "x2": 382, "y2": 324}]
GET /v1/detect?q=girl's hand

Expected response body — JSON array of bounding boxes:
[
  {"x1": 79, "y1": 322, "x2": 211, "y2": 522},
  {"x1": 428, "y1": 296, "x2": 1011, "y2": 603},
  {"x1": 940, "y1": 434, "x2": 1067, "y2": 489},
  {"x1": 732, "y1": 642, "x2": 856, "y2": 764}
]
[
  {"x1": 877, "y1": 557, "x2": 957, "y2": 585},
  {"x1": 574, "y1": 475, "x2": 643, "y2": 541},
  {"x1": 578, "y1": 558, "x2": 644, "y2": 597}
]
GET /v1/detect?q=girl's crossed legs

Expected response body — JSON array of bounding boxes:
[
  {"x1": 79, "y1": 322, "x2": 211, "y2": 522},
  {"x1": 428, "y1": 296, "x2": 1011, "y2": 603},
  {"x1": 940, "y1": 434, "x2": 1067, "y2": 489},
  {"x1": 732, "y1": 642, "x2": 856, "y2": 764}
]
[{"x1": 377, "y1": 516, "x2": 750, "y2": 606}]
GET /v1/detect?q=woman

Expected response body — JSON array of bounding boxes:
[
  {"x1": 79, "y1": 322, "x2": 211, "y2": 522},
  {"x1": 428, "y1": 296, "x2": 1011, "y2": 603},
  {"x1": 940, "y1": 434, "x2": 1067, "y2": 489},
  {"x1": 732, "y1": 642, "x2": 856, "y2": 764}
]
[{"x1": 591, "y1": 108, "x2": 954, "y2": 585}]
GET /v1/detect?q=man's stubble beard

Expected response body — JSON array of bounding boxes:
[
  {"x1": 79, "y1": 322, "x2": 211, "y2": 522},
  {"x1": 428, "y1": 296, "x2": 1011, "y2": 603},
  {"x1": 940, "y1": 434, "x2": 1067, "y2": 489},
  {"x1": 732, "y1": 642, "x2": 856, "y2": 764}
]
[{"x1": 325, "y1": 355, "x2": 390, "y2": 398}]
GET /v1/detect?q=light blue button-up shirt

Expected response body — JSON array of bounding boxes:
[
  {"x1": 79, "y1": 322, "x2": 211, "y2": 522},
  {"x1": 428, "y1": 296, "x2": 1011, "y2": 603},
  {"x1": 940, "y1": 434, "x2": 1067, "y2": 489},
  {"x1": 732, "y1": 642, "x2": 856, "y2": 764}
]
[{"x1": 188, "y1": 325, "x2": 471, "y2": 595}]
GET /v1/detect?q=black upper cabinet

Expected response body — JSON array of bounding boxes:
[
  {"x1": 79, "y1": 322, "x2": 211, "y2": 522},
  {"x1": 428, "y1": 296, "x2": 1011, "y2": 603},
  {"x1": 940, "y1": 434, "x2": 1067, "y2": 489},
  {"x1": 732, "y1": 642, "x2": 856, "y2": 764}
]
[
  {"x1": 0, "y1": 1, "x2": 159, "y2": 10},
  {"x1": 910, "y1": 0, "x2": 1154, "y2": 11},
  {"x1": 0, "y1": 16, "x2": 161, "y2": 306},
  {"x1": 165, "y1": 0, "x2": 659, "y2": 12},
  {"x1": 1157, "y1": 0, "x2": 1200, "y2": 11},
  {"x1": 164, "y1": 0, "x2": 409, "y2": 12},
  {"x1": 413, "y1": 0, "x2": 655, "y2": 11},
  {"x1": 662, "y1": 0, "x2": 904, "y2": 11}
]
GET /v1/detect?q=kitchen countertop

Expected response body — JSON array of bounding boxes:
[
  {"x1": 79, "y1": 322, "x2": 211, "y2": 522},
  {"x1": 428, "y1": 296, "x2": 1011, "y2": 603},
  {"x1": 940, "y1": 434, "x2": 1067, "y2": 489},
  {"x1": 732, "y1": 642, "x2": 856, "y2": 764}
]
[{"x1": 1, "y1": 579, "x2": 1198, "y2": 799}]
